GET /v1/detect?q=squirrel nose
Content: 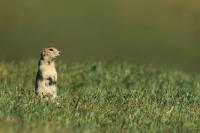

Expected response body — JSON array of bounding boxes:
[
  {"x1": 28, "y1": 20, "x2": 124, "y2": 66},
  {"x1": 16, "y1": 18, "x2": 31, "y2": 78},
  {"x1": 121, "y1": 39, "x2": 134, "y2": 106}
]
[{"x1": 59, "y1": 51, "x2": 61, "y2": 55}]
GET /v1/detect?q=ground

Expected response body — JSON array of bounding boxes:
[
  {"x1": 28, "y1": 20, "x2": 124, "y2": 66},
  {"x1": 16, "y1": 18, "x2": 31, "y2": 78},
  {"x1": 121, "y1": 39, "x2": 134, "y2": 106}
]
[{"x1": 0, "y1": 61, "x2": 200, "y2": 133}]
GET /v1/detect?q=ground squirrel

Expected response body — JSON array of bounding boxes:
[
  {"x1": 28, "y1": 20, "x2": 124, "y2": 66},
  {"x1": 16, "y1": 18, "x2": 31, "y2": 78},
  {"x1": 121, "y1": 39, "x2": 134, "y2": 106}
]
[{"x1": 35, "y1": 47, "x2": 61, "y2": 100}]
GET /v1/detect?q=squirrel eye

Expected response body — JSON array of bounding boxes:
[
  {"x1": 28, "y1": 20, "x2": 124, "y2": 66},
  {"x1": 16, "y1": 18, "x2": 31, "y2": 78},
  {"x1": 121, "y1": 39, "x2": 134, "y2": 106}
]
[{"x1": 49, "y1": 48, "x2": 54, "y2": 51}]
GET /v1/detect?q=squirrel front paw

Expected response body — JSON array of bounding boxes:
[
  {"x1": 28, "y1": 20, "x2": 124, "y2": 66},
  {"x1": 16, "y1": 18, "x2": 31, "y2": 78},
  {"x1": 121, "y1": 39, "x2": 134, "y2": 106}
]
[{"x1": 47, "y1": 77, "x2": 57, "y2": 85}]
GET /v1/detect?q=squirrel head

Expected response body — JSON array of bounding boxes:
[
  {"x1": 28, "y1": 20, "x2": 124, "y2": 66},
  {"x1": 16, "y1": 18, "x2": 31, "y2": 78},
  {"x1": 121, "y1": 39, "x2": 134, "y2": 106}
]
[{"x1": 41, "y1": 47, "x2": 61, "y2": 61}]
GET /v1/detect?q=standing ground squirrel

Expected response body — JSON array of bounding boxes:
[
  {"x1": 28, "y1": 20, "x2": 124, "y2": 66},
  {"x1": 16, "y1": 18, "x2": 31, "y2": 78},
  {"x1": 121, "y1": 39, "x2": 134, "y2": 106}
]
[{"x1": 35, "y1": 47, "x2": 61, "y2": 100}]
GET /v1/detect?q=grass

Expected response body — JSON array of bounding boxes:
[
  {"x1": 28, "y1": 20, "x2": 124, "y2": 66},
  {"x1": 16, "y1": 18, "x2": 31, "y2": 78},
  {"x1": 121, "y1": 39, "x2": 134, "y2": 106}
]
[{"x1": 0, "y1": 60, "x2": 200, "y2": 133}]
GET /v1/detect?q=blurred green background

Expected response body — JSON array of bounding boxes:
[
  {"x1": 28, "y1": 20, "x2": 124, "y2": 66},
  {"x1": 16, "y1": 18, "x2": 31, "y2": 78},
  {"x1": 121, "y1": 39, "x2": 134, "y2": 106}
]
[{"x1": 0, "y1": 0, "x2": 200, "y2": 71}]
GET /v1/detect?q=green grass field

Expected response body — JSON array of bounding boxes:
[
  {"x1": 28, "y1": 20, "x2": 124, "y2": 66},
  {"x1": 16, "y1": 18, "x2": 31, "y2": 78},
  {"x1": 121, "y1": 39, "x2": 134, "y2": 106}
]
[{"x1": 0, "y1": 61, "x2": 200, "y2": 133}]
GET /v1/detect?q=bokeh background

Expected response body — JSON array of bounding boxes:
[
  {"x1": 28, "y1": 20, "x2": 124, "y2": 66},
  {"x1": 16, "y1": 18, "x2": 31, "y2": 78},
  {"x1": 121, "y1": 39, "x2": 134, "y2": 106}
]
[{"x1": 1, "y1": 0, "x2": 200, "y2": 72}]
